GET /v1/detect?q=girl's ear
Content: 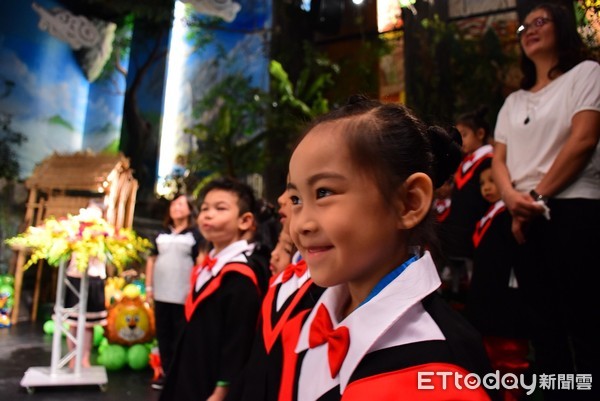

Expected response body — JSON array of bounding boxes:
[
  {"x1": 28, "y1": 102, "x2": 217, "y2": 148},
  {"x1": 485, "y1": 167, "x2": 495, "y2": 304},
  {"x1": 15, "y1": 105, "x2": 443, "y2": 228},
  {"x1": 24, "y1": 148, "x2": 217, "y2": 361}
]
[
  {"x1": 238, "y1": 212, "x2": 255, "y2": 232},
  {"x1": 395, "y1": 173, "x2": 433, "y2": 229}
]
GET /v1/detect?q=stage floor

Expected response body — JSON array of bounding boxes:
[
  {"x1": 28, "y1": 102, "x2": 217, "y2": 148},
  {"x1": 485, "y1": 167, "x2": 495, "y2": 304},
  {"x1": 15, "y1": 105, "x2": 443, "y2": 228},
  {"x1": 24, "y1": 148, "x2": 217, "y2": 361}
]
[{"x1": 0, "y1": 322, "x2": 160, "y2": 401}]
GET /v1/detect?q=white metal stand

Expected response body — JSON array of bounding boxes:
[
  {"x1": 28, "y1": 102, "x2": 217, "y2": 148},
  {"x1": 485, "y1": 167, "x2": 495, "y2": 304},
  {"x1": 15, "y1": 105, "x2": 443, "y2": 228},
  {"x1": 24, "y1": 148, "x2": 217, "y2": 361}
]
[{"x1": 20, "y1": 259, "x2": 108, "y2": 393}]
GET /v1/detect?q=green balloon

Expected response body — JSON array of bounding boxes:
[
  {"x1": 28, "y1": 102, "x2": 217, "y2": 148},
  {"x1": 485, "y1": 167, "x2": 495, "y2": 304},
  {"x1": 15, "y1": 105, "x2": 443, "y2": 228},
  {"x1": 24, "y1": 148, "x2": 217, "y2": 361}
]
[
  {"x1": 0, "y1": 275, "x2": 15, "y2": 286},
  {"x1": 0, "y1": 284, "x2": 14, "y2": 298},
  {"x1": 127, "y1": 344, "x2": 149, "y2": 370},
  {"x1": 98, "y1": 344, "x2": 127, "y2": 371},
  {"x1": 98, "y1": 337, "x2": 109, "y2": 354},
  {"x1": 93, "y1": 325, "x2": 105, "y2": 346},
  {"x1": 43, "y1": 320, "x2": 55, "y2": 335}
]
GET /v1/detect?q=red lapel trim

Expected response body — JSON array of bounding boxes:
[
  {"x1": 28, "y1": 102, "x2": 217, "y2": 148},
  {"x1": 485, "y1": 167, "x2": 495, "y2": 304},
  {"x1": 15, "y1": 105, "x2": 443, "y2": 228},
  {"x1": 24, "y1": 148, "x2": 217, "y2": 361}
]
[
  {"x1": 262, "y1": 278, "x2": 314, "y2": 353},
  {"x1": 184, "y1": 263, "x2": 259, "y2": 321},
  {"x1": 342, "y1": 362, "x2": 491, "y2": 401},
  {"x1": 454, "y1": 153, "x2": 492, "y2": 190},
  {"x1": 472, "y1": 203, "x2": 506, "y2": 248},
  {"x1": 278, "y1": 309, "x2": 311, "y2": 401}
]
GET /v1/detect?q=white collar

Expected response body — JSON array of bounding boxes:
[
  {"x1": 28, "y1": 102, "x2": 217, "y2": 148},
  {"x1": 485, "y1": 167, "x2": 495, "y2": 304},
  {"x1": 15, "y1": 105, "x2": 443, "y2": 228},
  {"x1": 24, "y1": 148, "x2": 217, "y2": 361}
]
[
  {"x1": 461, "y1": 144, "x2": 493, "y2": 172},
  {"x1": 195, "y1": 240, "x2": 253, "y2": 291},
  {"x1": 295, "y1": 251, "x2": 441, "y2": 393},
  {"x1": 270, "y1": 267, "x2": 311, "y2": 311},
  {"x1": 478, "y1": 200, "x2": 505, "y2": 227}
]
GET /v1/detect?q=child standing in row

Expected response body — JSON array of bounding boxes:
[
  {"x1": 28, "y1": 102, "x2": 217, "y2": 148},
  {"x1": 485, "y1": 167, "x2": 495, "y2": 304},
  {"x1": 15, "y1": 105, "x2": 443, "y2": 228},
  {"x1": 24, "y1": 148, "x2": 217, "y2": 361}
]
[
  {"x1": 227, "y1": 187, "x2": 325, "y2": 401},
  {"x1": 438, "y1": 106, "x2": 493, "y2": 299},
  {"x1": 284, "y1": 96, "x2": 493, "y2": 400},
  {"x1": 467, "y1": 163, "x2": 530, "y2": 401},
  {"x1": 159, "y1": 178, "x2": 266, "y2": 401}
]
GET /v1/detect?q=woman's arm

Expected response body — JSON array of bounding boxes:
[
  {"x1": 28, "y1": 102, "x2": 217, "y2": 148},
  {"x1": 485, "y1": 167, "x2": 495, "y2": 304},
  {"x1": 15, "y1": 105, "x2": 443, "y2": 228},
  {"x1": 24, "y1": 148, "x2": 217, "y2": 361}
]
[
  {"x1": 492, "y1": 142, "x2": 544, "y2": 244},
  {"x1": 145, "y1": 256, "x2": 156, "y2": 301},
  {"x1": 534, "y1": 110, "x2": 600, "y2": 197},
  {"x1": 492, "y1": 142, "x2": 542, "y2": 219}
]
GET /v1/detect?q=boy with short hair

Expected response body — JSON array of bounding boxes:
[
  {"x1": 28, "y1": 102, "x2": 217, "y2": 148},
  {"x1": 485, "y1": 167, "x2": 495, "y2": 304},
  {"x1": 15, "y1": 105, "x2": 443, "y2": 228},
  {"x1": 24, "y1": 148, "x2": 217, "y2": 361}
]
[{"x1": 159, "y1": 177, "x2": 265, "y2": 401}]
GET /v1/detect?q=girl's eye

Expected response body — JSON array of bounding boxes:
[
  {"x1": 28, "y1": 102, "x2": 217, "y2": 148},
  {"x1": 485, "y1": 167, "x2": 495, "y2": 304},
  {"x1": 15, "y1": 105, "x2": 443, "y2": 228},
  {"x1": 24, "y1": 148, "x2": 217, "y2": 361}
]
[
  {"x1": 316, "y1": 188, "x2": 332, "y2": 199},
  {"x1": 290, "y1": 195, "x2": 301, "y2": 205}
]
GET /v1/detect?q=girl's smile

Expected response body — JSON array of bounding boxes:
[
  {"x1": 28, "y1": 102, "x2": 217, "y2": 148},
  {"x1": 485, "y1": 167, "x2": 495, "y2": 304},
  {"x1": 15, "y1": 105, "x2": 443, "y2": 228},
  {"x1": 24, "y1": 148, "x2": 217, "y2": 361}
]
[{"x1": 288, "y1": 122, "x2": 407, "y2": 294}]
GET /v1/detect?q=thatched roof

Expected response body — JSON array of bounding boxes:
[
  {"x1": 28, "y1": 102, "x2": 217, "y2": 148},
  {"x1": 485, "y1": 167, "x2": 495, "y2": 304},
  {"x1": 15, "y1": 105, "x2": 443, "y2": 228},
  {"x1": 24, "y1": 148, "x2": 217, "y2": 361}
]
[{"x1": 25, "y1": 151, "x2": 132, "y2": 192}]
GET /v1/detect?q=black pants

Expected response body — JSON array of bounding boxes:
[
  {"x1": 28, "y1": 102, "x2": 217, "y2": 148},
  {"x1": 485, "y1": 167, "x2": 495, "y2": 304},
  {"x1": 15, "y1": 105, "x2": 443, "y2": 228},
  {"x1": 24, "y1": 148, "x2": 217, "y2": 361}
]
[
  {"x1": 514, "y1": 198, "x2": 599, "y2": 401},
  {"x1": 154, "y1": 300, "x2": 186, "y2": 376}
]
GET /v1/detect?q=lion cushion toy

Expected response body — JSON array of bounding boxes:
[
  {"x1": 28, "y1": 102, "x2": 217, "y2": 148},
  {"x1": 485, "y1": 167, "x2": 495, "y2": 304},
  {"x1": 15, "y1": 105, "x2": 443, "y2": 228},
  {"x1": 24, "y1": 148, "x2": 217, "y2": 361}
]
[{"x1": 106, "y1": 294, "x2": 155, "y2": 345}]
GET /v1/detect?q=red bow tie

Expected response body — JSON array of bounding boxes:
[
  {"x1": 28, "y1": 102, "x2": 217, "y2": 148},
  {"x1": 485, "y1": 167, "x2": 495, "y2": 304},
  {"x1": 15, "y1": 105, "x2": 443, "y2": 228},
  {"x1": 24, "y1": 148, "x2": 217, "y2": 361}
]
[
  {"x1": 202, "y1": 255, "x2": 217, "y2": 271},
  {"x1": 281, "y1": 260, "x2": 308, "y2": 283},
  {"x1": 309, "y1": 304, "x2": 350, "y2": 378}
]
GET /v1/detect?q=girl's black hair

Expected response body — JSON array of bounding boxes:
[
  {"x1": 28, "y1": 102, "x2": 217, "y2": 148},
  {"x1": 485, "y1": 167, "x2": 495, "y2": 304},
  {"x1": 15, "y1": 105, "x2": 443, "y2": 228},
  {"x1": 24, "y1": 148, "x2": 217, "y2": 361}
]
[
  {"x1": 520, "y1": 3, "x2": 589, "y2": 89},
  {"x1": 455, "y1": 105, "x2": 491, "y2": 141},
  {"x1": 298, "y1": 94, "x2": 462, "y2": 249},
  {"x1": 163, "y1": 194, "x2": 198, "y2": 228}
]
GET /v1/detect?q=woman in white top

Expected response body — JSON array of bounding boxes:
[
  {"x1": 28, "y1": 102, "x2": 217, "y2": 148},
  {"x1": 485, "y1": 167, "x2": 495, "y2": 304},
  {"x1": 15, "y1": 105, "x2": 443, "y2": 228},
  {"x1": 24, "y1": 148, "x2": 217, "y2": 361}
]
[
  {"x1": 145, "y1": 194, "x2": 205, "y2": 390},
  {"x1": 492, "y1": 3, "x2": 600, "y2": 400}
]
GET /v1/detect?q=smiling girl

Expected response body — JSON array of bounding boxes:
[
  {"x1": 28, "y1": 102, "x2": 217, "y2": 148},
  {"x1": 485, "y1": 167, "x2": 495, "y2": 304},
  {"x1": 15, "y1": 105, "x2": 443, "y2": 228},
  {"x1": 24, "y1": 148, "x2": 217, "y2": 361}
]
[{"x1": 284, "y1": 96, "x2": 494, "y2": 401}]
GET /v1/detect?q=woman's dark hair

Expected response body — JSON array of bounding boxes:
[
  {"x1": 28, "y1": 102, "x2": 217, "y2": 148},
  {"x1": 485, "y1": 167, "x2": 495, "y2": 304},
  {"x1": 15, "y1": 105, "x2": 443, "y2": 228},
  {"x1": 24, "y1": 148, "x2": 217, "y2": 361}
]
[
  {"x1": 520, "y1": 3, "x2": 589, "y2": 89},
  {"x1": 199, "y1": 177, "x2": 257, "y2": 217},
  {"x1": 455, "y1": 105, "x2": 491, "y2": 141},
  {"x1": 163, "y1": 194, "x2": 198, "y2": 228},
  {"x1": 298, "y1": 94, "x2": 462, "y2": 248}
]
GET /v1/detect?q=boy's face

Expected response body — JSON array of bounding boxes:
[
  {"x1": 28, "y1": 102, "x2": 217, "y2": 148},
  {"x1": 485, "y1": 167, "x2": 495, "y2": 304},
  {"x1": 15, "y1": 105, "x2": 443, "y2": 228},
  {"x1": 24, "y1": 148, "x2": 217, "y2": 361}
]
[
  {"x1": 277, "y1": 188, "x2": 292, "y2": 235},
  {"x1": 269, "y1": 231, "x2": 294, "y2": 276},
  {"x1": 479, "y1": 168, "x2": 501, "y2": 203},
  {"x1": 198, "y1": 189, "x2": 251, "y2": 252}
]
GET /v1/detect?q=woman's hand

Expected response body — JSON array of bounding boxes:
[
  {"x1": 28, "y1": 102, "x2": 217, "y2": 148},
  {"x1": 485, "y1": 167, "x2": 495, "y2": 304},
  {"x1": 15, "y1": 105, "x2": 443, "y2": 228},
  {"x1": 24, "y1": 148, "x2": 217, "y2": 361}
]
[
  {"x1": 503, "y1": 188, "x2": 544, "y2": 220},
  {"x1": 145, "y1": 286, "x2": 154, "y2": 306},
  {"x1": 511, "y1": 215, "x2": 528, "y2": 244}
]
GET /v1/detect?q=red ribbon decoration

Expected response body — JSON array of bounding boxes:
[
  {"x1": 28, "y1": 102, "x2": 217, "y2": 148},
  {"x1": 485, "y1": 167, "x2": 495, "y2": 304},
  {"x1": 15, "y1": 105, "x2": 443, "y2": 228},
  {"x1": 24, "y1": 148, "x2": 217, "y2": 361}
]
[
  {"x1": 281, "y1": 260, "x2": 308, "y2": 283},
  {"x1": 308, "y1": 304, "x2": 350, "y2": 378},
  {"x1": 202, "y1": 255, "x2": 217, "y2": 271}
]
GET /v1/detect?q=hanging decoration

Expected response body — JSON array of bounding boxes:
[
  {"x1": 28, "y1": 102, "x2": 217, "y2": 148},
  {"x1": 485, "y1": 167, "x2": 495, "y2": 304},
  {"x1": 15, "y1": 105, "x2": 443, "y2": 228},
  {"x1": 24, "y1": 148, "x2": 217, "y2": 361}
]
[
  {"x1": 31, "y1": 2, "x2": 116, "y2": 82},
  {"x1": 181, "y1": 0, "x2": 242, "y2": 23}
]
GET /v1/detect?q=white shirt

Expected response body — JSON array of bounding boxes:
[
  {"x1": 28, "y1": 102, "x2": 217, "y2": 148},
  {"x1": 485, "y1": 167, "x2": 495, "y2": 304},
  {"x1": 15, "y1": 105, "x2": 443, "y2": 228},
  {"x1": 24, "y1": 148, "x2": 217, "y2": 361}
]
[
  {"x1": 153, "y1": 230, "x2": 199, "y2": 304},
  {"x1": 194, "y1": 240, "x2": 254, "y2": 292},
  {"x1": 495, "y1": 60, "x2": 600, "y2": 199}
]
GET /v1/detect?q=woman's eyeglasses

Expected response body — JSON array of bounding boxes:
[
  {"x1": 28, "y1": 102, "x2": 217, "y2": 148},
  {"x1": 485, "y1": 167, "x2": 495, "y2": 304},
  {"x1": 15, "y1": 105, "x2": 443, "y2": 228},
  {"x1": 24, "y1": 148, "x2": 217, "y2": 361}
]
[{"x1": 517, "y1": 17, "x2": 552, "y2": 37}]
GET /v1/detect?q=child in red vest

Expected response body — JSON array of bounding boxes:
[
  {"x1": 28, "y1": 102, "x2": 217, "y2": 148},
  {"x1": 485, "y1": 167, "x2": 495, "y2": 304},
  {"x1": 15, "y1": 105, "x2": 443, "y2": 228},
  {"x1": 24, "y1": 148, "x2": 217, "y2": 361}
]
[
  {"x1": 160, "y1": 178, "x2": 265, "y2": 401},
  {"x1": 283, "y1": 96, "x2": 494, "y2": 401}
]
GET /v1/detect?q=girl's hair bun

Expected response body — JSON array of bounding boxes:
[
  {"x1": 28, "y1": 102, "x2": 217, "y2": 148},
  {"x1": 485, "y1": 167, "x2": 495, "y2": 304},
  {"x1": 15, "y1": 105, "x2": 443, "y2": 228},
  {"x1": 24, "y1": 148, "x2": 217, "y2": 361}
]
[
  {"x1": 475, "y1": 105, "x2": 489, "y2": 119},
  {"x1": 347, "y1": 94, "x2": 370, "y2": 105},
  {"x1": 426, "y1": 125, "x2": 462, "y2": 188}
]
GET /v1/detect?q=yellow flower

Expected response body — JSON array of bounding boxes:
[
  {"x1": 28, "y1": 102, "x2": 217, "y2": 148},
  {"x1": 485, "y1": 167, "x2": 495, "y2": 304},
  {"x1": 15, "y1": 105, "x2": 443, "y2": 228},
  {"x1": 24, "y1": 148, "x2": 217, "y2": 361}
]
[{"x1": 4, "y1": 212, "x2": 152, "y2": 273}]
